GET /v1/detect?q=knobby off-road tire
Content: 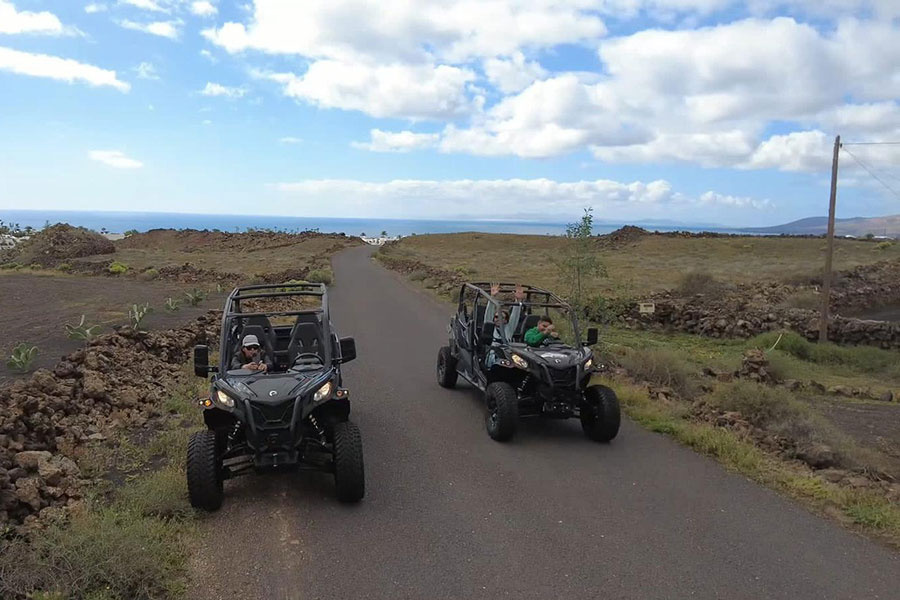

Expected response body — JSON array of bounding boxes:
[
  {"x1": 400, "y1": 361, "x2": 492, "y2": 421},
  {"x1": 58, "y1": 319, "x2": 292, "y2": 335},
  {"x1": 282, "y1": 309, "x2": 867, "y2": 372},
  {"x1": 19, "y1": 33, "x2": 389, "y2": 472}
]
[
  {"x1": 581, "y1": 385, "x2": 621, "y2": 442},
  {"x1": 437, "y1": 345, "x2": 458, "y2": 388},
  {"x1": 333, "y1": 421, "x2": 365, "y2": 503},
  {"x1": 485, "y1": 381, "x2": 518, "y2": 442},
  {"x1": 187, "y1": 429, "x2": 224, "y2": 511}
]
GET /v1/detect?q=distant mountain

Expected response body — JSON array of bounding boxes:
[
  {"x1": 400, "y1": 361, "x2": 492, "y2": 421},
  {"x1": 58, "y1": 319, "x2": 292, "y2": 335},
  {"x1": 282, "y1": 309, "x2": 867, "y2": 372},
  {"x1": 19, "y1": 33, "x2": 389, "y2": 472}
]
[{"x1": 744, "y1": 215, "x2": 900, "y2": 238}]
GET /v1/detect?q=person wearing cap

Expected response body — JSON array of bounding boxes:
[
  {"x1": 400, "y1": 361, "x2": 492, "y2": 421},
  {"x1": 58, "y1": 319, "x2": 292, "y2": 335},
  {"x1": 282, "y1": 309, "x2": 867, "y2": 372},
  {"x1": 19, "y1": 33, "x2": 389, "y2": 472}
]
[{"x1": 230, "y1": 334, "x2": 273, "y2": 372}]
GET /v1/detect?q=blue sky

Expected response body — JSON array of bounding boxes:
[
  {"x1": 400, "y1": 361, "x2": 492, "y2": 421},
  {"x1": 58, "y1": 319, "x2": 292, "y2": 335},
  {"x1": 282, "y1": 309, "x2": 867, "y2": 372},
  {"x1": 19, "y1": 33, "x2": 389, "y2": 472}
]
[{"x1": 0, "y1": 0, "x2": 898, "y2": 227}]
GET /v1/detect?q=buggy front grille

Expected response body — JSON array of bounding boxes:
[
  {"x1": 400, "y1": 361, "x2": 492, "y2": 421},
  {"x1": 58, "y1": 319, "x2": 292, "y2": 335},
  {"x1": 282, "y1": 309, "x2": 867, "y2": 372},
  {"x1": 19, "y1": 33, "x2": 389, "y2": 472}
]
[
  {"x1": 251, "y1": 399, "x2": 295, "y2": 425},
  {"x1": 548, "y1": 365, "x2": 577, "y2": 386}
]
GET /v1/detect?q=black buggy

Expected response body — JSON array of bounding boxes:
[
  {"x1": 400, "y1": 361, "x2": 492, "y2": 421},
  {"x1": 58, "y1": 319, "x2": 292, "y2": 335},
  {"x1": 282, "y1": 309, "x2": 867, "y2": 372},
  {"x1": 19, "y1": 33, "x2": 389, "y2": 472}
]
[
  {"x1": 188, "y1": 282, "x2": 364, "y2": 510},
  {"x1": 437, "y1": 282, "x2": 620, "y2": 442}
]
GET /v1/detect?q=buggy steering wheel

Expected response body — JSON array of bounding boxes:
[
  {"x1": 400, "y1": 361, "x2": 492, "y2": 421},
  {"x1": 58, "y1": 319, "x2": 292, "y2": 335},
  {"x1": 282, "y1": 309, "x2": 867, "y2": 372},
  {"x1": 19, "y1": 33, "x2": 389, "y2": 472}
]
[{"x1": 294, "y1": 353, "x2": 321, "y2": 362}]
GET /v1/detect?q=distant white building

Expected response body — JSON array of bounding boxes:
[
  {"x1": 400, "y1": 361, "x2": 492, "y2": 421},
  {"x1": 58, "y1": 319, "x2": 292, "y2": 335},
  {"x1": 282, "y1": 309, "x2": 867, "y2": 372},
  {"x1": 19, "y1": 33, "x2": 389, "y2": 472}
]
[
  {"x1": 361, "y1": 236, "x2": 400, "y2": 246},
  {"x1": 0, "y1": 234, "x2": 27, "y2": 250}
]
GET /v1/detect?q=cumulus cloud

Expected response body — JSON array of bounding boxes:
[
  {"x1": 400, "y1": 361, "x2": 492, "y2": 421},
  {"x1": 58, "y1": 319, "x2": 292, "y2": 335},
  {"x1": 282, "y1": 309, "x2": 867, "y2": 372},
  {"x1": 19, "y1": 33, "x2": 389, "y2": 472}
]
[
  {"x1": 89, "y1": 150, "x2": 143, "y2": 168},
  {"x1": 261, "y1": 62, "x2": 477, "y2": 120},
  {"x1": 190, "y1": 1, "x2": 216, "y2": 16},
  {"x1": 203, "y1": 0, "x2": 606, "y2": 63},
  {"x1": 119, "y1": 19, "x2": 181, "y2": 38},
  {"x1": 200, "y1": 81, "x2": 246, "y2": 98},
  {"x1": 84, "y1": 3, "x2": 108, "y2": 13},
  {"x1": 351, "y1": 129, "x2": 439, "y2": 152},
  {"x1": 0, "y1": 1, "x2": 65, "y2": 35},
  {"x1": 483, "y1": 52, "x2": 548, "y2": 94},
  {"x1": 0, "y1": 46, "x2": 130, "y2": 91},
  {"x1": 278, "y1": 136, "x2": 302, "y2": 144},
  {"x1": 271, "y1": 177, "x2": 770, "y2": 220}
]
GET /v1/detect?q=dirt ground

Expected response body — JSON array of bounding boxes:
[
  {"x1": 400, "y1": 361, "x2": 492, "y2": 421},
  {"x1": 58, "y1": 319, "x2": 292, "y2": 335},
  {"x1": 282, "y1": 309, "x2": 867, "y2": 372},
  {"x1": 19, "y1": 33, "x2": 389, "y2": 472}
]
[
  {"x1": 0, "y1": 272, "x2": 226, "y2": 383},
  {"x1": 821, "y1": 399, "x2": 900, "y2": 465}
]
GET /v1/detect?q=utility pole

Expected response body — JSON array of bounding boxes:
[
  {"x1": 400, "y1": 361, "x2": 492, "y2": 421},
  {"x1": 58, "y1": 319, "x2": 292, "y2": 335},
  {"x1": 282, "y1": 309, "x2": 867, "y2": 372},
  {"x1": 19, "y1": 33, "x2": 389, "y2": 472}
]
[{"x1": 818, "y1": 135, "x2": 840, "y2": 343}]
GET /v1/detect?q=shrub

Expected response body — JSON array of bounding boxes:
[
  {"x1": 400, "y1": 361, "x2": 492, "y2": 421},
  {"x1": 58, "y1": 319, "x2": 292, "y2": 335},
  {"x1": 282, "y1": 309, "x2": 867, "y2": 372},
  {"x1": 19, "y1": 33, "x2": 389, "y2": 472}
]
[
  {"x1": 0, "y1": 262, "x2": 19, "y2": 270},
  {"x1": 306, "y1": 269, "x2": 333, "y2": 285},
  {"x1": 124, "y1": 229, "x2": 139, "y2": 237},
  {"x1": 183, "y1": 289, "x2": 206, "y2": 306},
  {"x1": 875, "y1": 241, "x2": 893, "y2": 251},
  {"x1": 616, "y1": 346, "x2": 698, "y2": 397},
  {"x1": 129, "y1": 303, "x2": 151, "y2": 330},
  {"x1": 164, "y1": 297, "x2": 180, "y2": 312},
  {"x1": 409, "y1": 269, "x2": 429, "y2": 281},
  {"x1": 56, "y1": 263, "x2": 72, "y2": 272},
  {"x1": 29, "y1": 263, "x2": 41, "y2": 270},
  {"x1": 117, "y1": 467, "x2": 192, "y2": 520},
  {"x1": 6, "y1": 343, "x2": 38, "y2": 372},
  {"x1": 779, "y1": 290, "x2": 820, "y2": 310},
  {"x1": 677, "y1": 271, "x2": 720, "y2": 296},
  {"x1": 65, "y1": 315, "x2": 102, "y2": 341},
  {"x1": 108, "y1": 261, "x2": 128, "y2": 275},
  {"x1": 586, "y1": 293, "x2": 632, "y2": 324},
  {"x1": 138, "y1": 268, "x2": 159, "y2": 281},
  {"x1": 0, "y1": 507, "x2": 188, "y2": 600}
]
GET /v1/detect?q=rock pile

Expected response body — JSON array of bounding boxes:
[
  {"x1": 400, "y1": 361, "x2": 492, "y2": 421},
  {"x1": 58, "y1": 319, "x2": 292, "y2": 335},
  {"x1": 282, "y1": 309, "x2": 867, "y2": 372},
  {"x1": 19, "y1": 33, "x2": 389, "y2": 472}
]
[
  {"x1": 737, "y1": 349, "x2": 778, "y2": 384},
  {"x1": 1, "y1": 224, "x2": 115, "y2": 267},
  {"x1": 0, "y1": 313, "x2": 219, "y2": 529}
]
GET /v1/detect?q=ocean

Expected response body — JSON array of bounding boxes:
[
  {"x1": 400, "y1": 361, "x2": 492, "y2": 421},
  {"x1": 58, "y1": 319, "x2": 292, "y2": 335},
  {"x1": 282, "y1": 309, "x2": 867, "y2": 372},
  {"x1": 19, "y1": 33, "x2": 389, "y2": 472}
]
[{"x1": 0, "y1": 209, "x2": 743, "y2": 237}]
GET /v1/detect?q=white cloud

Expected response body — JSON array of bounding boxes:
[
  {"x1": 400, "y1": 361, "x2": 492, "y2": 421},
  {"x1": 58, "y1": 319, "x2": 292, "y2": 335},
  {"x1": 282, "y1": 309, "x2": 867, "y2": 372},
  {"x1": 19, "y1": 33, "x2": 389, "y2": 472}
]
[
  {"x1": 271, "y1": 177, "x2": 769, "y2": 220},
  {"x1": 261, "y1": 61, "x2": 477, "y2": 120},
  {"x1": 0, "y1": 46, "x2": 130, "y2": 91},
  {"x1": 352, "y1": 129, "x2": 439, "y2": 152},
  {"x1": 190, "y1": 1, "x2": 216, "y2": 16},
  {"x1": 200, "y1": 81, "x2": 246, "y2": 98},
  {"x1": 119, "y1": 0, "x2": 168, "y2": 12},
  {"x1": 483, "y1": 52, "x2": 547, "y2": 94},
  {"x1": 203, "y1": 0, "x2": 606, "y2": 63},
  {"x1": 89, "y1": 150, "x2": 143, "y2": 168},
  {"x1": 0, "y1": 1, "x2": 65, "y2": 35},
  {"x1": 278, "y1": 136, "x2": 302, "y2": 144},
  {"x1": 119, "y1": 19, "x2": 181, "y2": 38},
  {"x1": 441, "y1": 74, "x2": 650, "y2": 158},
  {"x1": 84, "y1": 3, "x2": 108, "y2": 13},
  {"x1": 135, "y1": 61, "x2": 159, "y2": 80}
]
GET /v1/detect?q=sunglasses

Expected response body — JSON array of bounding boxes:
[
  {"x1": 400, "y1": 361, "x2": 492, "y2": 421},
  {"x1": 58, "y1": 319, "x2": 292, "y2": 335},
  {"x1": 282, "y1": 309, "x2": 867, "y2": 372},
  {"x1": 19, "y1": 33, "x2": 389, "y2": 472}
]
[{"x1": 244, "y1": 345, "x2": 260, "y2": 350}]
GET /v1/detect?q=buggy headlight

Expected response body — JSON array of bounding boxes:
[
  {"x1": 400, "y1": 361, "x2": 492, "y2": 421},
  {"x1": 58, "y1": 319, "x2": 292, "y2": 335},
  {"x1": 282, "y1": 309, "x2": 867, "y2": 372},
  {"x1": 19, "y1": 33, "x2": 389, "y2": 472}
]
[
  {"x1": 215, "y1": 390, "x2": 235, "y2": 409},
  {"x1": 313, "y1": 381, "x2": 333, "y2": 402},
  {"x1": 511, "y1": 354, "x2": 528, "y2": 369},
  {"x1": 584, "y1": 357, "x2": 593, "y2": 370}
]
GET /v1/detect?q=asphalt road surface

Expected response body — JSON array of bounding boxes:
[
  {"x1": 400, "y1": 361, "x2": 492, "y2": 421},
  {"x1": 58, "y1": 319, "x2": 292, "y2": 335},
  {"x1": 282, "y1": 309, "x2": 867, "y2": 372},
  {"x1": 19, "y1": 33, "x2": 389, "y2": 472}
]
[{"x1": 190, "y1": 245, "x2": 899, "y2": 600}]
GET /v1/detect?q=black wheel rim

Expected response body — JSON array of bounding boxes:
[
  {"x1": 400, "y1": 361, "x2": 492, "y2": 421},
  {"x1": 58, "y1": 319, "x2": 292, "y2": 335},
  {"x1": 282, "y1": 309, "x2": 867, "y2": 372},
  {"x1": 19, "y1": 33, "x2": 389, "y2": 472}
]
[
  {"x1": 486, "y1": 396, "x2": 498, "y2": 430},
  {"x1": 437, "y1": 355, "x2": 445, "y2": 380}
]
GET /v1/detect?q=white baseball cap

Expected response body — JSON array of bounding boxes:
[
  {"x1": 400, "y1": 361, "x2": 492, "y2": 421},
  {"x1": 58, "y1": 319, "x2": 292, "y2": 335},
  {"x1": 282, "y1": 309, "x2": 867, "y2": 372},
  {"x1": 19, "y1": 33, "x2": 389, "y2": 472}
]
[{"x1": 242, "y1": 334, "x2": 260, "y2": 347}]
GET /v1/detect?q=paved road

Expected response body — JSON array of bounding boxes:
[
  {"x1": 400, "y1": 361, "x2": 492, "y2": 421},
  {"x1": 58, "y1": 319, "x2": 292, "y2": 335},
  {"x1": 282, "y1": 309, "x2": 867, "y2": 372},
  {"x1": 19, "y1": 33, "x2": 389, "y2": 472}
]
[{"x1": 191, "y1": 245, "x2": 899, "y2": 600}]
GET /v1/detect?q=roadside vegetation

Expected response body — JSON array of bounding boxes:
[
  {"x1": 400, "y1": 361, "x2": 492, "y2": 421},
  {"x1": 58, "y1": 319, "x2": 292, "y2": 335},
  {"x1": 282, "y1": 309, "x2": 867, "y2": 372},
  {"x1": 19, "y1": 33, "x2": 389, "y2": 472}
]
[{"x1": 0, "y1": 368, "x2": 204, "y2": 599}]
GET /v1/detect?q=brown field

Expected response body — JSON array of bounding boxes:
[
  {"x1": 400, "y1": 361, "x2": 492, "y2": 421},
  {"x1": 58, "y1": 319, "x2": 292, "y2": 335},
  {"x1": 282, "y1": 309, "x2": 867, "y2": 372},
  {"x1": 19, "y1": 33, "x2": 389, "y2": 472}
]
[
  {"x1": 382, "y1": 232, "x2": 900, "y2": 298},
  {"x1": 76, "y1": 229, "x2": 362, "y2": 277}
]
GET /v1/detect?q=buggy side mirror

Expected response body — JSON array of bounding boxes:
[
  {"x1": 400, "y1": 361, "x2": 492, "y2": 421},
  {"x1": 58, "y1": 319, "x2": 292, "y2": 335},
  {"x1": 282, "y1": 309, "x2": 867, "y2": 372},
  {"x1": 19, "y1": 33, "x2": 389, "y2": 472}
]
[
  {"x1": 193, "y1": 345, "x2": 217, "y2": 377},
  {"x1": 480, "y1": 322, "x2": 495, "y2": 345},
  {"x1": 584, "y1": 328, "x2": 599, "y2": 346},
  {"x1": 338, "y1": 337, "x2": 357, "y2": 364}
]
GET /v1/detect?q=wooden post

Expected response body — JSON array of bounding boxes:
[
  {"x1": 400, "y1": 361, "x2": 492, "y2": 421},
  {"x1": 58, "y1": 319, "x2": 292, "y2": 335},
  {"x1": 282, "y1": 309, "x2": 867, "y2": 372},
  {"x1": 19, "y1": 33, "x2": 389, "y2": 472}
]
[{"x1": 818, "y1": 135, "x2": 840, "y2": 343}]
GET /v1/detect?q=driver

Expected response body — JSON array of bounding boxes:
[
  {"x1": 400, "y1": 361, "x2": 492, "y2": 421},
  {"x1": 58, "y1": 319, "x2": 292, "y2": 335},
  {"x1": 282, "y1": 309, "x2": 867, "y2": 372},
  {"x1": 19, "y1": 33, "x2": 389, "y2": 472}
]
[
  {"x1": 231, "y1": 334, "x2": 273, "y2": 372},
  {"x1": 524, "y1": 316, "x2": 559, "y2": 347}
]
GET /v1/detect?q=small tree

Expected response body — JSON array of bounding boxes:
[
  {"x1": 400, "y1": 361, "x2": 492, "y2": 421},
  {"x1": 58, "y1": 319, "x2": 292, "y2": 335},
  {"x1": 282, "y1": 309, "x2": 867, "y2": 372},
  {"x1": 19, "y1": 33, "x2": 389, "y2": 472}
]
[
  {"x1": 553, "y1": 207, "x2": 606, "y2": 312},
  {"x1": 381, "y1": 230, "x2": 388, "y2": 237}
]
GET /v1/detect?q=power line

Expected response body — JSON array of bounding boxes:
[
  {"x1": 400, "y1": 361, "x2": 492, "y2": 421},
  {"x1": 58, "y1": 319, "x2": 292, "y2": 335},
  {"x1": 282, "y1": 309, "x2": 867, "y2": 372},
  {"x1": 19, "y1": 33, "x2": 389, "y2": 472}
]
[
  {"x1": 841, "y1": 146, "x2": 900, "y2": 200},
  {"x1": 842, "y1": 141, "x2": 900, "y2": 146}
]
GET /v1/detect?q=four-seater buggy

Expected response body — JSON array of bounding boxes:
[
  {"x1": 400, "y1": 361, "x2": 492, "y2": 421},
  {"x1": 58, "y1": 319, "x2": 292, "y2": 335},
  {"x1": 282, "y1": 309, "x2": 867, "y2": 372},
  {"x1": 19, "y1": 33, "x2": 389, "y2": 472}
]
[
  {"x1": 437, "y1": 282, "x2": 621, "y2": 442},
  {"x1": 188, "y1": 282, "x2": 364, "y2": 510}
]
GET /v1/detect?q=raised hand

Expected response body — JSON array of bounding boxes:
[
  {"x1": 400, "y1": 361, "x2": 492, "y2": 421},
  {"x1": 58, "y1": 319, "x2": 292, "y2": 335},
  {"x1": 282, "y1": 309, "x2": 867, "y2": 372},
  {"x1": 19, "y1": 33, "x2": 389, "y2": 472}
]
[{"x1": 490, "y1": 282, "x2": 500, "y2": 296}]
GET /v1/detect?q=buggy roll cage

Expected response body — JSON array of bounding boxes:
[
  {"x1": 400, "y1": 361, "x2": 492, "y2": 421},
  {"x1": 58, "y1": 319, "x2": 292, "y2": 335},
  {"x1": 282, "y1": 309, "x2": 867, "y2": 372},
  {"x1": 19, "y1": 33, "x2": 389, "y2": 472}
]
[
  {"x1": 458, "y1": 282, "x2": 584, "y2": 343},
  {"x1": 218, "y1": 282, "x2": 333, "y2": 370}
]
